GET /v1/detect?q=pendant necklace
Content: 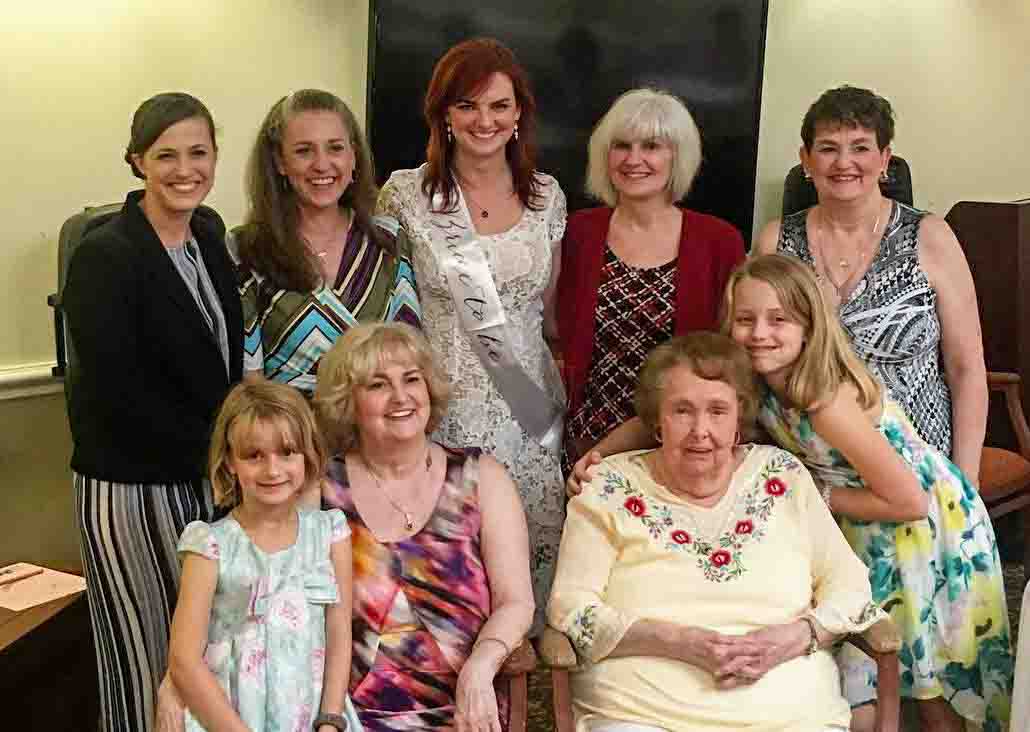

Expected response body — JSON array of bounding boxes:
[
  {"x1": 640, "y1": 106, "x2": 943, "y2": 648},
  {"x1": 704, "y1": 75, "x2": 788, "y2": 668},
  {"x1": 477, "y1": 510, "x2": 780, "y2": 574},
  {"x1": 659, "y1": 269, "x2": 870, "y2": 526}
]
[
  {"x1": 362, "y1": 446, "x2": 433, "y2": 532},
  {"x1": 814, "y1": 204, "x2": 883, "y2": 298},
  {"x1": 456, "y1": 175, "x2": 513, "y2": 220}
]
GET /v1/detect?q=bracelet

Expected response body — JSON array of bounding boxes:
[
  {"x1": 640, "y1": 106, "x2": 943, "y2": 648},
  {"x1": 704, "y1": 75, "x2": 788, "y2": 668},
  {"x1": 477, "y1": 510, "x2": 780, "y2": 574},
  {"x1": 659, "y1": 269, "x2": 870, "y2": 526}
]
[
  {"x1": 799, "y1": 616, "x2": 820, "y2": 656},
  {"x1": 312, "y1": 712, "x2": 349, "y2": 731},
  {"x1": 473, "y1": 636, "x2": 513, "y2": 659},
  {"x1": 819, "y1": 481, "x2": 834, "y2": 506}
]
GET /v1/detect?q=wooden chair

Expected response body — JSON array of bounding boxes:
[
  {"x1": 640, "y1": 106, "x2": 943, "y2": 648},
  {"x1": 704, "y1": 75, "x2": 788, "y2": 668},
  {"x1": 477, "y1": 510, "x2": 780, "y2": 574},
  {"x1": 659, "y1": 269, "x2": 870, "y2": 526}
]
[
  {"x1": 978, "y1": 371, "x2": 1030, "y2": 583},
  {"x1": 538, "y1": 618, "x2": 903, "y2": 732},
  {"x1": 500, "y1": 640, "x2": 540, "y2": 732}
]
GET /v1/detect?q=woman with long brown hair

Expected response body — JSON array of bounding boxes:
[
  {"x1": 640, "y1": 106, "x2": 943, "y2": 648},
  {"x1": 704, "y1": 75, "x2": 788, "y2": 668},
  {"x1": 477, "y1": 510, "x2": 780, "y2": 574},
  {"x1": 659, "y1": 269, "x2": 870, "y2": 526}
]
[
  {"x1": 233, "y1": 89, "x2": 421, "y2": 397},
  {"x1": 376, "y1": 38, "x2": 566, "y2": 632}
]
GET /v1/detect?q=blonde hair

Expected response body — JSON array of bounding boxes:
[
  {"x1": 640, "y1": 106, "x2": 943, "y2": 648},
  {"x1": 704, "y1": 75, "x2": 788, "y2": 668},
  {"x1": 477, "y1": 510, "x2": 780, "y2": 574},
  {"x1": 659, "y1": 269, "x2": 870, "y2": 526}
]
[
  {"x1": 208, "y1": 382, "x2": 327, "y2": 509},
  {"x1": 586, "y1": 87, "x2": 702, "y2": 207},
  {"x1": 634, "y1": 331, "x2": 759, "y2": 436},
  {"x1": 721, "y1": 254, "x2": 881, "y2": 411},
  {"x1": 313, "y1": 323, "x2": 451, "y2": 453}
]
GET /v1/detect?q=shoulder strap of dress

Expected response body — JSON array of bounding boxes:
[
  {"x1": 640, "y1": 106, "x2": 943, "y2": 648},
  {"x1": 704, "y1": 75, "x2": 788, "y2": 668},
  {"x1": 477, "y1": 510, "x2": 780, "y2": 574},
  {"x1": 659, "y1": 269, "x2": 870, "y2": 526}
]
[{"x1": 777, "y1": 209, "x2": 814, "y2": 261}]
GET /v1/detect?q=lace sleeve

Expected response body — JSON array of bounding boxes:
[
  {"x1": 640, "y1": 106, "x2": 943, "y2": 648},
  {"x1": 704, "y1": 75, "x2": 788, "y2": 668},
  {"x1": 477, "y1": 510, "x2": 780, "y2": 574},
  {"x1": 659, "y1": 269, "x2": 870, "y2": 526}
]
[
  {"x1": 546, "y1": 177, "x2": 568, "y2": 246},
  {"x1": 376, "y1": 173, "x2": 408, "y2": 223}
]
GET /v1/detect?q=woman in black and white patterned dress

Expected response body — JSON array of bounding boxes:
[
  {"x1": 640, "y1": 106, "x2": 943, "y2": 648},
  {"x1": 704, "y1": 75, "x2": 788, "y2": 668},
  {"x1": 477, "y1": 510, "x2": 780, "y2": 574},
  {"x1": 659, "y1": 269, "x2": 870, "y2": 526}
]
[{"x1": 754, "y1": 86, "x2": 986, "y2": 495}]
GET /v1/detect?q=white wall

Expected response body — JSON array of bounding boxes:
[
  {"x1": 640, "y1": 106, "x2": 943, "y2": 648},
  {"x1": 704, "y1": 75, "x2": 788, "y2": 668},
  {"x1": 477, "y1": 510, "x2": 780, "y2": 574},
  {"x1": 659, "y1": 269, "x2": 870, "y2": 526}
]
[
  {"x1": 0, "y1": 0, "x2": 368, "y2": 567},
  {"x1": 755, "y1": 0, "x2": 1030, "y2": 238},
  {"x1": 3, "y1": 0, "x2": 1029, "y2": 567}
]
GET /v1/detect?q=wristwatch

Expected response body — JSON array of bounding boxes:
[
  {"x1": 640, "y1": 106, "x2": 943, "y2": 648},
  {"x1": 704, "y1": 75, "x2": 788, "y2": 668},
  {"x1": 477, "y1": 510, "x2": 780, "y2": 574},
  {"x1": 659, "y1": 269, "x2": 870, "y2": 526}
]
[
  {"x1": 313, "y1": 713, "x2": 349, "y2": 731},
  {"x1": 799, "y1": 616, "x2": 820, "y2": 655}
]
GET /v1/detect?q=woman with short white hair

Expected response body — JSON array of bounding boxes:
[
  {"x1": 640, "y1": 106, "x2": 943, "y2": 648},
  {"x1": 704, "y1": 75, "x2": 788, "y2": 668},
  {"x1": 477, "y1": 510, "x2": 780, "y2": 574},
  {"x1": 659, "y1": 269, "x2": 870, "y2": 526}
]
[{"x1": 558, "y1": 88, "x2": 745, "y2": 479}]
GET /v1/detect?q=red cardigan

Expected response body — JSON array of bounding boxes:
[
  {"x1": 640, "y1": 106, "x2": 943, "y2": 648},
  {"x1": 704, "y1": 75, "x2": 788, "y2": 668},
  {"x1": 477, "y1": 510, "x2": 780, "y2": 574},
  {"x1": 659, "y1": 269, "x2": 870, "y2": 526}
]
[{"x1": 557, "y1": 206, "x2": 746, "y2": 417}]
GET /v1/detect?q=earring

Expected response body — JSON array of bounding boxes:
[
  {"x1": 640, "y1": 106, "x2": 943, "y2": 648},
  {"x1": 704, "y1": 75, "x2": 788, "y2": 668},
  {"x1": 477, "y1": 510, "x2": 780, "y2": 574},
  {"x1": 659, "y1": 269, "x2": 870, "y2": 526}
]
[
  {"x1": 513, "y1": 123, "x2": 519, "y2": 142},
  {"x1": 803, "y1": 169, "x2": 812, "y2": 180},
  {"x1": 446, "y1": 124, "x2": 453, "y2": 144},
  {"x1": 279, "y1": 175, "x2": 290, "y2": 192},
  {"x1": 880, "y1": 169, "x2": 890, "y2": 182},
  {"x1": 654, "y1": 426, "x2": 663, "y2": 445}
]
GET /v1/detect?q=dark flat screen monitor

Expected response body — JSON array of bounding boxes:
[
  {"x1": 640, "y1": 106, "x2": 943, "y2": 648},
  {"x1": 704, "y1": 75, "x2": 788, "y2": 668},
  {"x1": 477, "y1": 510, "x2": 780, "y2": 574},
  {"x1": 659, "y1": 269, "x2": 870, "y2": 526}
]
[{"x1": 367, "y1": 0, "x2": 768, "y2": 242}]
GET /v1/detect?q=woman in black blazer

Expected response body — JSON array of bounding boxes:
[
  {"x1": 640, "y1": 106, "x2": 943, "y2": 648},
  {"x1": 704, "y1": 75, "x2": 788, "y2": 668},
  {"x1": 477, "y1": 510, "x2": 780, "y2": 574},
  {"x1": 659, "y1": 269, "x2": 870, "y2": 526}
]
[{"x1": 63, "y1": 92, "x2": 242, "y2": 732}]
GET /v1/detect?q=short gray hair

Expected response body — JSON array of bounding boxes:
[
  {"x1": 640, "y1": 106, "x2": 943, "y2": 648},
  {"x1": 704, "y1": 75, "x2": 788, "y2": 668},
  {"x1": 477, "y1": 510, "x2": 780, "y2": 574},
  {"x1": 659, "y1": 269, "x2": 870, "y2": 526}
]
[{"x1": 585, "y1": 88, "x2": 702, "y2": 207}]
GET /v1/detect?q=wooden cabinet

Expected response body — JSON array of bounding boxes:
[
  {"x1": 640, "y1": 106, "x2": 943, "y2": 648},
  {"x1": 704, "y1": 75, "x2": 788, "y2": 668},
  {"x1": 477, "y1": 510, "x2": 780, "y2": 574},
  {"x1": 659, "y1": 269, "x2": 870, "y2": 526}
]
[{"x1": 947, "y1": 199, "x2": 1030, "y2": 449}]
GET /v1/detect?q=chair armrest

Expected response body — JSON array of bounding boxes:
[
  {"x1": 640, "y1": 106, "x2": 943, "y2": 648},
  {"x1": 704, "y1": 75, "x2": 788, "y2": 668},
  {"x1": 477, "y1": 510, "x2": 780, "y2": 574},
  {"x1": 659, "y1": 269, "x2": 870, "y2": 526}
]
[
  {"x1": 499, "y1": 640, "x2": 539, "y2": 678},
  {"x1": 538, "y1": 626, "x2": 578, "y2": 669},
  {"x1": 845, "y1": 617, "x2": 901, "y2": 657},
  {"x1": 987, "y1": 371, "x2": 1030, "y2": 457},
  {"x1": 988, "y1": 371, "x2": 1020, "y2": 386}
]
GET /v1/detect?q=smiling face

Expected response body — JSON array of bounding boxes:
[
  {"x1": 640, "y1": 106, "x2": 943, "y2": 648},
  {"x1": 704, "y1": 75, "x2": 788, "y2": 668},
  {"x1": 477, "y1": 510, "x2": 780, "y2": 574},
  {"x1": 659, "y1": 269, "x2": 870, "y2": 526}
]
[
  {"x1": 656, "y1": 364, "x2": 739, "y2": 486},
  {"x1": 353, "y1": 352, "x2": 431, "y2": 447},
  {"x1": 729, "y1": 277, "x2": 807, "y2": 385},
  {"x1": 608, "y1": 135, "x2": 674, "y2": 203},
  {"x1": 446, "y1": 72, "x2": 521, "y2": 162},
  {"x1": 227, "y1": 417, "x2": 306, "y2": 510},
  {"x1": 800, "y1": 122, "x2": 891, "y2": 203},
  {"x1": 276, "y1": 109, "x2": 356, "y2": 213},
  {"x1": 132, "y1": 116, "x2": 216, "y2": 219}
]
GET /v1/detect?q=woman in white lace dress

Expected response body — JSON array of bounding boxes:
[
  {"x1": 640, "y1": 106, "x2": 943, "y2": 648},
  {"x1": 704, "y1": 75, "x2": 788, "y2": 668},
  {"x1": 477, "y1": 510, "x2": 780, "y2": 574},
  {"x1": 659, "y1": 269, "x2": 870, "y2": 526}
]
[{"x1": 377, "y1": 38, "x2": 566, "y2": 632}]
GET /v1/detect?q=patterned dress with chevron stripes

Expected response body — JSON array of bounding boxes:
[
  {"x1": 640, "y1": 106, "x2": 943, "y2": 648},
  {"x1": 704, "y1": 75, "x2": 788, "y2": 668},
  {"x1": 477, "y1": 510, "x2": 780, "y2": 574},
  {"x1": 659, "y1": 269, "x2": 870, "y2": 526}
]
[
  {"x1": 232, "y1": 215, "x2": 422, "y2": 395},
  {"x1": 776, "y1": 200, "x2": 953, "y2": 456}
]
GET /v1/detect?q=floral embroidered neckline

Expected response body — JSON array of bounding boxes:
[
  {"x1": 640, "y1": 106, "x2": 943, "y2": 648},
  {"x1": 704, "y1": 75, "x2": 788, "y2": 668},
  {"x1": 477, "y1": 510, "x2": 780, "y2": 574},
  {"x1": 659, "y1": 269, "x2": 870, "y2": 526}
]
[{"x1": 598, "y1": 448, "x2": 801, "y2": 582}]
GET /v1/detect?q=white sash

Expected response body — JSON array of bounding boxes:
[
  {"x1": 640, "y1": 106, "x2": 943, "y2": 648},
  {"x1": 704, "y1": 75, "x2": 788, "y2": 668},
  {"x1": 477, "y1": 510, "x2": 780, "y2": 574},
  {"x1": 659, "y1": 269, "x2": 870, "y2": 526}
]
[{"x1": 423, "y1": 182, "x2": 564, "y2": 451}]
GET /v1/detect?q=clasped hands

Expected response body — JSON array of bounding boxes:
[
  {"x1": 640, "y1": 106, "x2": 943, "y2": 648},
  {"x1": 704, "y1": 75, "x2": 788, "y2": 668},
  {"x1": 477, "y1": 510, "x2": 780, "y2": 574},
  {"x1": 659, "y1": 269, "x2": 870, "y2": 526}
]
[{"x1": 683, "y1": 622, "x2": 810, "y2": 689}]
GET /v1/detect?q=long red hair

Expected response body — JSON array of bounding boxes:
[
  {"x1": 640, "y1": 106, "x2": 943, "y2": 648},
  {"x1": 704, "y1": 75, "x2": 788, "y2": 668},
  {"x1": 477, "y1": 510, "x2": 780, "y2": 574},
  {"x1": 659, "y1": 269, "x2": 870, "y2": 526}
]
[{"x1": 422, "y1": 37, "x2": 543, "y2": 212}]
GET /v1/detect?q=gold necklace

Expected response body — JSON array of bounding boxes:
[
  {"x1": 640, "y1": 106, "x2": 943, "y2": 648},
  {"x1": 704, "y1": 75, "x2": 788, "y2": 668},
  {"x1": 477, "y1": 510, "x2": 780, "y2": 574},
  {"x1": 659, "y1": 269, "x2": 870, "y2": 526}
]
[
  {"x1": 813, "y1": 204, "x2": 884, "y2": 296},
  {"x1": 456, "y1": 175, "x2": 513, "y2": 220},
  {"x1": 361, "y1": 446, "x2": 433, "y2": 532},
  {"x1": 304, "y1": 212, "x2": 352, "y2": 259}
]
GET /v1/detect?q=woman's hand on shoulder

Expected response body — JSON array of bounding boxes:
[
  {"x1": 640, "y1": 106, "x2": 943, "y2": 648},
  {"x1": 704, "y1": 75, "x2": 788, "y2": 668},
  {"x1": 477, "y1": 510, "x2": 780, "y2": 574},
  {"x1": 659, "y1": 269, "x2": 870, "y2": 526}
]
[{"x1": 566, "y1": 450, "x2": 603, "y2": 497}]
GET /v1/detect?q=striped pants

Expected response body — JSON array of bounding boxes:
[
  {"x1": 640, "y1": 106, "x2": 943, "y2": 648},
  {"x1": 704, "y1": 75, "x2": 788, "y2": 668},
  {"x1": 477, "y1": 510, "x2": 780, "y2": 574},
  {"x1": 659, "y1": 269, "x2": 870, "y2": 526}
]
[{"x1": 75, "y1": 473, "x2": 212, "y2": 732}]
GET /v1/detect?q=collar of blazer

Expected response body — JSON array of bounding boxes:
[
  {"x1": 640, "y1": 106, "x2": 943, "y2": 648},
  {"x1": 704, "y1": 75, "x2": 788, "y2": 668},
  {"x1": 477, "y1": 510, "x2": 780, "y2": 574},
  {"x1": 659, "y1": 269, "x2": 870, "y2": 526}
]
[{"x1": 120, "y1": 189, "x2": 241, "y2": 375}]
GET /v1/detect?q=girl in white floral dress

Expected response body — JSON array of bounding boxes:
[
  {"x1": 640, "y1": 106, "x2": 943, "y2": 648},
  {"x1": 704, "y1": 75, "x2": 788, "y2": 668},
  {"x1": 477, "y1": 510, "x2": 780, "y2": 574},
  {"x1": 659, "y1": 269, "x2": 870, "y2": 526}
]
[
  {"x1": 376, "y1": 39, "x2": 567, "y2": 633},
  {"x1": 168, "y1": 382, "x2": 362, "y2": 732}
]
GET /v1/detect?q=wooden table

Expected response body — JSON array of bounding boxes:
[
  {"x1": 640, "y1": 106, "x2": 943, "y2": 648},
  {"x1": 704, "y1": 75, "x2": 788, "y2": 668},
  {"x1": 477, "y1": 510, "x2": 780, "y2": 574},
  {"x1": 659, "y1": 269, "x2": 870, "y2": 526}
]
[{"x1": 0, "y1": 565, "x2": 99, "y2": 731}]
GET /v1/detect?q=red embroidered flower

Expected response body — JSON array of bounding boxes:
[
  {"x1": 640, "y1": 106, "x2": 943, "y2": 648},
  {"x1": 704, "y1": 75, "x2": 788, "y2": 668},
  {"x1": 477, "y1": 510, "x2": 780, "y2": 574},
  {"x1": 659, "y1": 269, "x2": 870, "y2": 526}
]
[
  {"x1": 764, "y1": 477, "x2": 787, "y2": 496},
  {"x1": 624, "y1": 497, "x2": 646, "y2": 517},
  {"x1": 734, "y1": 520, "x2": 753, "y2": 535},
  {"x1": 671, "y1": 530, "x2": 692, "y2": 544},
  {"x1": 710, "y1": 550, "x2": 732, "y2": 567}
]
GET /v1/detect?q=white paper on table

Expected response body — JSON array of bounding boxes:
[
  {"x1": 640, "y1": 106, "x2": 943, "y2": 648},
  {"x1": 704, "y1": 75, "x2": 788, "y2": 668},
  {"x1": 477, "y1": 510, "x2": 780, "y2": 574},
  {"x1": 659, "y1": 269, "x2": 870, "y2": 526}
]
[{"x1": 0, "y1": 563, "x2": 86, "y2": 612}]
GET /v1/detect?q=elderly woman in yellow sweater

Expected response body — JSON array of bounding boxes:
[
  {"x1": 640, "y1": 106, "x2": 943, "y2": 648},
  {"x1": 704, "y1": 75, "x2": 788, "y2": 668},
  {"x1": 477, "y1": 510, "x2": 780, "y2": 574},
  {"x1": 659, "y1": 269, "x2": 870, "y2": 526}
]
[{"x1": 547, "y1": 332, "x2": 883, "y2": 732}]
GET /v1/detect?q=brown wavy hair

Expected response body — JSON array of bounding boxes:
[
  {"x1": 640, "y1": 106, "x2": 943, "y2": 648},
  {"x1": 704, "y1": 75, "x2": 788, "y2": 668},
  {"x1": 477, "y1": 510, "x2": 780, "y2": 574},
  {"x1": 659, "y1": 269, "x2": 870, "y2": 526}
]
[
  {"x1": 422, "y1": 37, "x2": 544, "y2": 213},
  {"x1": 634, "y1": 332, "x2": 759, "y2": 438},
  {"x1": 236, "y1": 89, "x2": 384, "y2": 292}
]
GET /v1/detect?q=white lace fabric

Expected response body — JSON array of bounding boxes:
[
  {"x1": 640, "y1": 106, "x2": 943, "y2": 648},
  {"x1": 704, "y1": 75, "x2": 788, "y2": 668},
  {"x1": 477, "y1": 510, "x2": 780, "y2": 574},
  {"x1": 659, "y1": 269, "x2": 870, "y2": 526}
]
[{"x1": 377, "y1": 166, "x2": 568, "y2": 632}]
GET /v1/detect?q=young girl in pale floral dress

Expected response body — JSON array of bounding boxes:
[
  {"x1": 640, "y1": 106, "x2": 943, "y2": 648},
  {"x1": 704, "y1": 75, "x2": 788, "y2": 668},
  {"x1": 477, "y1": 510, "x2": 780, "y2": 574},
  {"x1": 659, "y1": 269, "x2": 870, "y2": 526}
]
[
  {"x1": 167, "y1": 382, "x2": 362, "y2": 732},
  {"x1": 725, "y1": 254, "x2": 1012, "y2": 732}
]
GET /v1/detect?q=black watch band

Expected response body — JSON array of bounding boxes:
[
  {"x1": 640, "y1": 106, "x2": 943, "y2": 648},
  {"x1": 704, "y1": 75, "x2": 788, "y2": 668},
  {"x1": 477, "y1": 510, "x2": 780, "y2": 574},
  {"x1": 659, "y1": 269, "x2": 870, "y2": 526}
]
[{"x1": 313, "y1": 712, "x2": 349, "y2": 731}]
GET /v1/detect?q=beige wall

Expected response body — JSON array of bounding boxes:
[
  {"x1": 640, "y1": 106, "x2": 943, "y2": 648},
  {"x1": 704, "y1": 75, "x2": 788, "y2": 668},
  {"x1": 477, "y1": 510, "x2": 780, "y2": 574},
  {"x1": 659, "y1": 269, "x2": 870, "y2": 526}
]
[
  {"x1": 755, "y1": 0, "x2": 1030, "y2": 238},
  {"x1": 0, "y1": 0, "x2": 369, "y2": 567},
  {"x1": 3, "y1": 1, "x2": 1029, "y2": 566}
]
